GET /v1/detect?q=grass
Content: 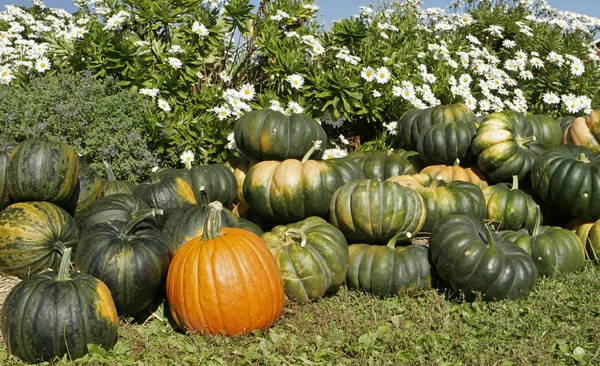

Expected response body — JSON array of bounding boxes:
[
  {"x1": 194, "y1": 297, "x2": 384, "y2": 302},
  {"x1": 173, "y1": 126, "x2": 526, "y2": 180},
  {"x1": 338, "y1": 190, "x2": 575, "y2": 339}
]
[{"x1": 1, "y1": 264, "x2": 599, "y2": 365}]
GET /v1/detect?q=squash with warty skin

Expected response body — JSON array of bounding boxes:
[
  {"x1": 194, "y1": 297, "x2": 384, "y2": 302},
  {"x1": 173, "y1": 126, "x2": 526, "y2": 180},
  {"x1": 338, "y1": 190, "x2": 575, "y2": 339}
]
[
  {"x1": 234, "y1": 109, "x2": 328, "y2": 161},
  {"x1": 0, "y1": 201, "x2": 79, "y2": 278},
  {"x1": 1, "y1": 248, "x2": 118, "y2": 364},
  {"x1": 346, "y1": 232, "x2": 431, "y2": 298},
  {"x1": 429, "y1": 213, "x2": 537, "y2": 301},
  {"x1": 76, "y1": 209, "x2": 172, "y2": 316},
  {"x1": 262, "y1": 216, "x2": 348, "y2": 302},
  {"x1": 166, "y1": 201, "x2": 285, "y2": 336},
  {"x1": 7, "y1": 138, "x2": 79, "y2": 204}
]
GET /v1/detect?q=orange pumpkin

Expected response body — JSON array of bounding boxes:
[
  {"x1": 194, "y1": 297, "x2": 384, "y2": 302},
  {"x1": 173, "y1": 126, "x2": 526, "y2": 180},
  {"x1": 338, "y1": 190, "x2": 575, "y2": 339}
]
[
  {"x1": 562, "y1": 110, "x2": 600, "y2": 153},
  {"x1": 419, "y1": 158, "x2": 489, "y2": 189},
  {"x1": 166, "y1": 201, "x2": 285, "y2": 336}
]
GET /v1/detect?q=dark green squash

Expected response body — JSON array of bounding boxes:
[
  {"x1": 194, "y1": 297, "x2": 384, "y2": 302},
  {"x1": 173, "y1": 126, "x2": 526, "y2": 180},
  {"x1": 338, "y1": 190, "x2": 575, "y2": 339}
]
[
  {"x1": 530, "y1": 144, "x2": 600, "y2": 220},
  {"x1": 75, "y1": 193, "x2": 158, "y2": 231},
  {"x1": 346, "y1": 232, "x2": 431, "y2": 298},
  {"x1": 62, "y1": 161, "x2": 104, "y2": 217},
  {"x1": 243, "y1": 141, "x2": 364, "y2": 224},
  {"x1": 499, "y1": 208, "x2": 585, "y2": 277},
  {"x1": 76, "y1": 209, "x2": 172, "y2": 316},
  {"x1": 133, "y1": 173, "x2": 197, "y2": 222},
  {"x1": 234, "y1": 109, "x2": 328, "y2": 160},
  {"x1": 101, "y1": 160, "x2": 137, "y2": 196},
  {"x1": 0, "y1": 138, "x2": 18, "y2": 210},
  {"x1": 347, "y1": 149, "x2": 422, "y2": 181},
  {"x1": 417, "y1": 120, "x2": 479, "y2": 165},
  {"x1": 261, "y1": 216, "x2": 348, "y2": 302},
  {"x1": 0, "y1": 201, "x2": 79, "y2": 278},
  {"x1": 1, "y1": 248, "x2": 118, "y2": 364},
  {"x1": 429, "y1": 213, "x2": 537, "y2": 301},
  {"x1": 329, "y1": 179, "x2": 426, "y2": 242},
  {"x1": 526, "y1": 114, "x2": 562, "y2": 149},
  {"x1": 420, "y1": 178, "x2": 486, "y2": 233},
  {"x1": 7, "y1": 138, "x2": 79, "y2": 204},
  {"x1": 162, "y1": 189, "x2": 240, "y2": 252},
  {"x1": 483, "y1": 175, "x2": 539, "y2": 231},
  {"x1": 397, "y1": 103, "x2": 477, "y2": 150},
  {"x1": 472, "y1": 111, "x2": 544, "y2": 182},
  {"x1": 159, "y1": 164, "x2": 238, "y2": 206}
]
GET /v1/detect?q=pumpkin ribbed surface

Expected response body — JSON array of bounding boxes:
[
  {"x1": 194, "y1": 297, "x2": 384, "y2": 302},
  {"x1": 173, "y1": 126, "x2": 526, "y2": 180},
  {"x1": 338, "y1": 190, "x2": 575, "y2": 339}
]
[
  {"x1": 0, "y1": 201, "x2": 79, "y2": 278},
  {"x1": 166, "y1": 226, "x2": 285, "y2": 335},
  {"x1": 7, "y1": 138, "x2": 79, "y2": 203}
]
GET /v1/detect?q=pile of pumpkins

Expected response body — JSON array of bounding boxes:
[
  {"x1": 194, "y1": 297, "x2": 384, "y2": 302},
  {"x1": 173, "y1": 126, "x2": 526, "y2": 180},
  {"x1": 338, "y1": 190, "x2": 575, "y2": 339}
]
[{"x1": 0, "y1": 105, "x2": 599, "y2": 363}]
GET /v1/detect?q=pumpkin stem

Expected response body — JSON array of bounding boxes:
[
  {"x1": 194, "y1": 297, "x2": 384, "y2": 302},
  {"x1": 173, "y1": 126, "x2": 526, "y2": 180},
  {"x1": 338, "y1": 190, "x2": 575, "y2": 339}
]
[
  {"x1": 511, "y1": 175, "x2": 519, "y2": 190},
  {"x1": 202, "y1": 201, "x2": 224, "y2": 241},
  {"x1": 484, "y1": 224, "x2": 496, "y2": 248},
  {"x1": 578, "y1": 153, "x2": 590, "y2": 163},
  {"x1": 531, "y1": 205, "x2": 542, "y2": 237},
  {"x1": 119, "y1": 208, "x2": 163, "y2": 238},
  {"x1": 430, "y1": 175, "x2": 445, "y2": 189},
  {"x1": 386, "y1": 231, "x2": 412, "y2": 248},
  {"x1": 103, "y1": 160, "x2": 117, "y2": 182},
  {"x1": 453, "y1": 158, "x2": 460, "y2": 167},
  {"x1": 284, "y1": 228, "x2": 307, "y2": 247},
  {"x1": 55, "y1": 247, "x2": 72, "y2": 282},
  {"x1": 301, "y1": 140, "x2": 323, "y2": 164},
  {"x1": 516, "y1": 134, "x2": 536, "y2": 148},
  {"x1": 150, "y1": 172, "x2": 160, "y2": 184},
  {"x1": 198, "y1": 186, "x2": 209, "y2": 207}
]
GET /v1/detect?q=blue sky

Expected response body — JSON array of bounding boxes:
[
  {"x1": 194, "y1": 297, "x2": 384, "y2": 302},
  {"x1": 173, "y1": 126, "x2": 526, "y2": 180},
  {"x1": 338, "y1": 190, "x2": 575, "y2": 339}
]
[{"x1": 1, "y1": 0, "x2": 599, "y2": 27}]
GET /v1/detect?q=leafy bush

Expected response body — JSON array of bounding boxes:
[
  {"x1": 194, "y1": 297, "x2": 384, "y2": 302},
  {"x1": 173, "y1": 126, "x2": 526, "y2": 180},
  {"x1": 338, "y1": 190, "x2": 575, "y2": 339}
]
[{"x1": 0, "y1": 70, "x2": 159, "y2": 182}]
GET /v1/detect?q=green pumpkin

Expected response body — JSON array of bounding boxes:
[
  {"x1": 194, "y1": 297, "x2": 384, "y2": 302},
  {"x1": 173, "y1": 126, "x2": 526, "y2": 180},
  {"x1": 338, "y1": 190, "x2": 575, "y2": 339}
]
[
  {"x1": 347, "y1": 149, "x2": 423, "y2": 180},
  {"x1": 420, "y1": 178, "x2": 486, "y2": 233},
  {"x1": 1, "y1": 248, "x2": 118, "y2": 363},
  {"x1": 76, "y1": 209, "x2": 172, "y2": 316},
  {"x1": 159, "y1": 164, "x2": 238, "y2": 206},
  {"x1": 101, "y1": 160, "x2": 137, "y2": 196},
  {"x1": 530, "y1": 144, "x2": 600, "y2": 220},
  {"x1": 500, "y1": 209, "x2": 585, "y2": 277},
  {"x1": 243, "y1": 141, "x2": 364, "y2": 224},
  {"x1": 0, "y1": 138, "x2": 18, "y2": 210},
  {"x1": 162, "y1": 189, "x2": 240, "y2": 252},
  {"x1": 0, "y1": 201, "x2": 79, "y2": 278},
  {"x1": 7, "y1": 138, "x2": 80, "y2": 204},
  {"x1": 483, "y1": 175, "x2": 540, "y2": 231},
  {"x1": 472, "y1": 111, "x2": 544, "y2": 182},
  {"x1": 417, "y1": 120, "x2": 479, "y2": 165},
  {"x1": 234, "y1": 109, "x2": 328, "y2": 160},
  {"x1": 346, "y1": 232, "x2": 431, "y2": 298},
  {"x1": 133, "y1": 173, "x2": 197, "y2": 221},
  {"x1": 75, "y1": 193, "x2": 158, "y2": 231},
  {"x1": 526, "y1": 114, "x2": 562, "y2": 149},
  {"x1": 397, "y1": 104, "x2": 477, "y2": 150},
  {"x1": 429, "y1": 213, "x2": 537, "y2": 301},
  {"x1": 262, "y1": 216, "x2": 348, "y2": 302},
  {"x1": 557, "y1": 115, "x2": 576, "y2": 132},
  {"x1": 329, "y1": 179, "x2": 426, "y2": 242},
  {"x1": 62, "y1": 161, "x2": 104, "y2": 217}
]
